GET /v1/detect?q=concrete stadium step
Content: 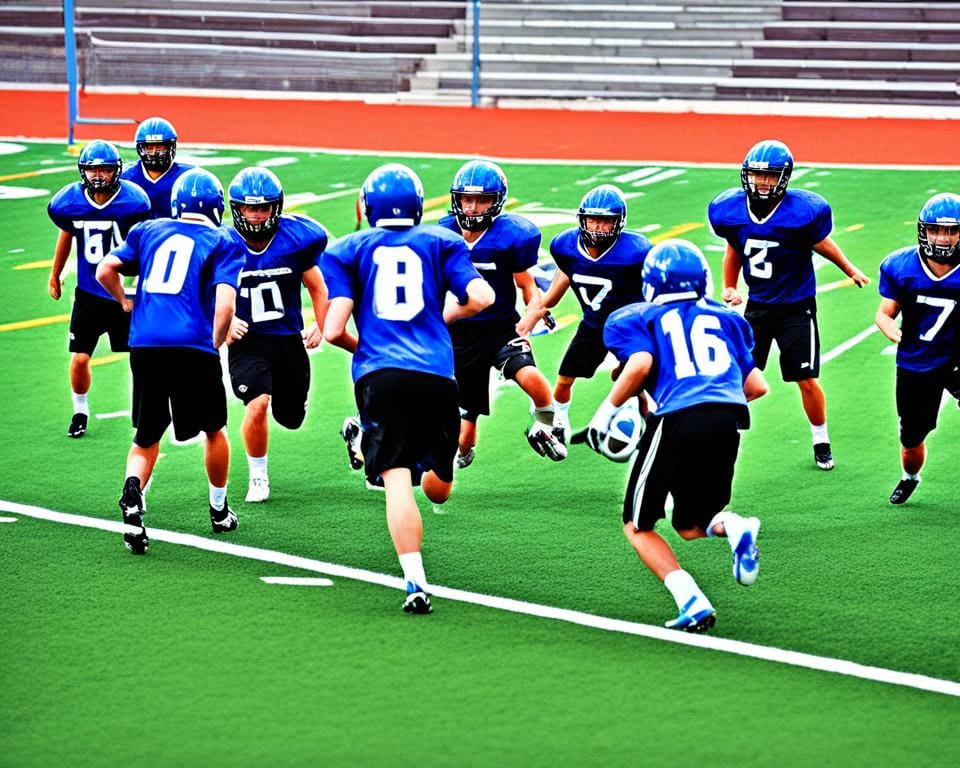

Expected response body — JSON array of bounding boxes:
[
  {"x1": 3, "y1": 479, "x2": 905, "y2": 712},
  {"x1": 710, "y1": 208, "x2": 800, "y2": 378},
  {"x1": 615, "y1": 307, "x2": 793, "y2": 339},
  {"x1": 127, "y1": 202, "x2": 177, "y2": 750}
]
[
  {"x1": 473, "y1": 3, "x2": 782, "y2": 24},
  {"x1": 751, "y1": 39, "x2": 960, "y2": 63},
  {"x1": 763, "y1": 21, "x2": 960, "y2": 44},
  {"x1": 716, "y1": 75, "x2": 960, "y2": 105},
  {"x1": 472, "y1": 19, "x2": 770, "y2": 41},
  {"x1": 473, "y1": 36, "x2": 756, "y2": 58},
  {"x1": 99, "y1": 0, "x2": 467, "y2": 17},
  {"x1": 419, "y1": 69, "x2": 720, "y2": 95},
  {"x1": 782, "y1": 2, "x2": 960, "y2": 24},
  {"x1": 732, "y1": 58, "x2": 960, "y2": 82},
  {"x1": 419, "y1": 52, "x2": 734, "y2": 77}
]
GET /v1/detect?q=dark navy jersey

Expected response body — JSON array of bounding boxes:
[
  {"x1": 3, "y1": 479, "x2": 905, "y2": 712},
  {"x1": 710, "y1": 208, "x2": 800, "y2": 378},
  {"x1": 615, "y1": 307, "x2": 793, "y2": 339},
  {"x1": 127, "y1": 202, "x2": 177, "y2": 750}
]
[
  {"x1": 121, "y1": 161, "x2": 195, "y2": 219},
  {"x1": 879, "y1": 246, "x2": 960, "y2": 372},
  {"x1": 708, "y1": 188, "x2": 833, "y2": 305},
  {"x1": 110, "y1": 218, "x2": 245, "y2": 354},
  {"x1": 438, "y1": 212, "x2": 540, "y2": 325},
  {"x1": 550, "y1": 228, "x2": 651, "y2": 328},
  {"x1": 322, "y1": 224, "x2": 482, "y2": 382},
  {"x1": 47, "y1": 180, "x2": 151, "y2": 300},
  {"x1": 604, "y1": 298, "x2": 756, "y2": 416},
  {"x1": 228, "y1": 213, "x2": 328, "y2": 336}
]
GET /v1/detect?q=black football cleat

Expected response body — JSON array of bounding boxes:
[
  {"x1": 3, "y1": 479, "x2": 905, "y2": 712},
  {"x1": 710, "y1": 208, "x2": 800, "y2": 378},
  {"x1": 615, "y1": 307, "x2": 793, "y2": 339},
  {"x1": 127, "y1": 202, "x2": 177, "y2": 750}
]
[
  {"x1": 119, "y1": 476, "x2": 148, "y2": 555},
  {"x1": 889, "y1": 478, "x2": 920, "y2": 505},
  {"x1": 814, "y1": 442, "x2": 834, "y2": 471},
  {"x1": 210, "y1": 504, "x2": 238, "y2": 534},
  {"x1": 68, "y1": 413, "x2": 88, "y2": 438},
  {"x1": 402, "y1": 583, "x2": 433, "y2": 615},
  {"x1": 340, "y1": 416, "x2": 364, "y2": 471}
]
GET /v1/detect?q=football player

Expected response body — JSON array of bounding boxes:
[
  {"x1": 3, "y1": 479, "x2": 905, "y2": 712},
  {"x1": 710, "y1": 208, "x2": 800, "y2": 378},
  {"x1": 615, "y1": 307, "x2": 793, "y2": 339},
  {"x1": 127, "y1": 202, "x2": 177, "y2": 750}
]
[
  {"x1": 47, "y1": 139, "x2": 151, "y2": 438},
  {"x1": 322, "y1": 164, "x2": 494, "y2": 614},
  {"x1": 438, "y1": 159, "x2": 565, "y2": 468},
  {"x1": 709, "y1": 139, "x2": 870, "y2": 471},
  {"x1": 592, "y1": 240, "x2": 769, "y2": 633},
  {"x1": 226, "y1": 167, "x2": 349, "y2": 503},
  {"x1": 517, "y1": 184, "x2": 652, "y2": 443},
  {"x1": 876, "y1": 192, "x2": 960, "y2": 505},
  {"x1": 121, "y1": 116, "x2": 195, "y2": 218},
  {"x1": 97, "y1": 169, "x2": 246, "y2": 555}
]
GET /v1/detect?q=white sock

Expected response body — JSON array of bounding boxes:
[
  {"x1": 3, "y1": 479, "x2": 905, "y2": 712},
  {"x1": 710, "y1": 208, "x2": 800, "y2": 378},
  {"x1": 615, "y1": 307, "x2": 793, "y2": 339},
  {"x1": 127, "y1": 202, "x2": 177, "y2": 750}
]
[
  {"x1": 555, "y1": 400, "x2": 570, "y2": 424},
  {"x1": 209, "y1": 484, "x2": 227, "y2": 511},
  {"x1": 902, "y1": 471, "x2": 921, "y2": 481},
  {"x1": 398, "y1": 552, "x2": 428, "y2": 591},
  {"x1": 811, "y1": 422, "x2": 829, "y2": 444},
  {"x1": 533, "y1": 404, "x2": 555, "y2": 426},
  {"x1": 72, "y1": 392, "x2": 89, "y2": 416},
  {"x1": 663, "y1": 569, "x2": 711, "y2": 614},
  {"x1": 247, "y1": 454, "x2": 268, "y2": 478}
]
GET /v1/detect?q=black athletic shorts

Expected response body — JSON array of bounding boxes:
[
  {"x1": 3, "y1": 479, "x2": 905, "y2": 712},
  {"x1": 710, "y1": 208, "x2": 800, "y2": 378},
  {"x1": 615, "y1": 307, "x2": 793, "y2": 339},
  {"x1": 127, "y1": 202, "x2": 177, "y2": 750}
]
[
  {"x1": 228, "y1": 331, "x2": 310, "y2": 429},
  {"x1": 354, "y1": 367, "x2": 460, "y2": 484},
  {"x1": 68, "y1": 287, "x2": 130, "y2": 355},
  {"x1": 896, "y1": 363, "x2": 957, "y2": 448},
  {"x1": 558, "y1": 321, "x2": 610, "y2": 379},
  {"x1": 623, "y1": 403, "x2": 747, "y2": 533},
  {"x1": 130, "y1": 347, "x2": 228, "y2": 447},
  {"x1": 745, "y1": 296, "x2": 820, "y2": 382},
  {"x1": 451, "y1": 319, "x2": 537, "y2": 417}
]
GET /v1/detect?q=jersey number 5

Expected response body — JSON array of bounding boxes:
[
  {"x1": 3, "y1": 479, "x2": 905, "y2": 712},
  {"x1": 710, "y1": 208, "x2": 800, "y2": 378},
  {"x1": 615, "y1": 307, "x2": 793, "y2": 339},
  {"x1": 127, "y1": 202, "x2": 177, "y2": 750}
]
[{"x1": 660, "y1": 310, "x2": 732, "y2": 378}]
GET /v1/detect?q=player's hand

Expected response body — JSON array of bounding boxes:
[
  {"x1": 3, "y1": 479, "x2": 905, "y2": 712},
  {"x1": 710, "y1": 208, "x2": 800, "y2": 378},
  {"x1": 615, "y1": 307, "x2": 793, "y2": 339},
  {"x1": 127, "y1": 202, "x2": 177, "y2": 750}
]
[
  {"x1": 228, "y1": 316, "x2": 249, "y2": 345},
  {"x1": 515, "y1": 318, "x2": 533, "y2": 338},
  {"x1": 849, "y1": 268, "x2": 870, "y2": 288},
  {"x1": 585, "y1": 411, "x2": 610, "y2": 455},
  {"x1": 120, "y1": 298, "x2": 133, "y2": 313},
  {"x1": 48, "y1": 275, "x2": 62, "y2": 301},
  {"x1": 302, "y1": 321, "x2": 322, "y2": 349},
  {"x1": 722, "y1": 287, "x2": 742, "y2": 306}
]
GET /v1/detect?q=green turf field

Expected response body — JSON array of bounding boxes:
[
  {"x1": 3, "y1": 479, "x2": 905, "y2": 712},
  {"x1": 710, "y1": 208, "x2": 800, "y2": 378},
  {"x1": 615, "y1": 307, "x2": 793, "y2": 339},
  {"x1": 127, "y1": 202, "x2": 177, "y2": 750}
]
[{"x1": 1, "y1": 141, "x2": 959, "y2": 766}]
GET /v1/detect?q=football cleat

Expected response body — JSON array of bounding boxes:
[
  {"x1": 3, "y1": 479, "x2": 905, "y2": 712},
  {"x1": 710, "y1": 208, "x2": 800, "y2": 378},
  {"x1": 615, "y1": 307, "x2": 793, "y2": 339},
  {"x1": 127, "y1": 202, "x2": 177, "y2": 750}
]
[
  {"x1": 665, "y1": 599, "x2": 716, "y2": 633},
  {"x1": 67, "y1": 413, "x2": 88, "y2": 438},
  {"x1": 119, "y1": 477, "x2": 148, "y2": 555},
  {"x1": 456, "y1": 446, "x2": 476, "y2": 469},
  {"x1": 732, "y1": 516, "x2": 761, "y2": 586},
  {"x1": 245, "y1": 475, "x2": 270, "y2": 503},
  {"x1": 402, "y1": 582, "x2": 433, "y2": 614},
  {"x1": 889, "y1": 477, "x2": 920, "y2": 505},
  {"x1": 814, "y1": 442, "x2": 834, "y2": 471},
  {"x1": 525, "y1": 422, "x2": 568, "y2": 461},
  {"x1": 210, "y1": 504, "x2": 238, "y2": 534},
  {"x1": 340, "y1": 416, "x2": 364, "y2": 471}
]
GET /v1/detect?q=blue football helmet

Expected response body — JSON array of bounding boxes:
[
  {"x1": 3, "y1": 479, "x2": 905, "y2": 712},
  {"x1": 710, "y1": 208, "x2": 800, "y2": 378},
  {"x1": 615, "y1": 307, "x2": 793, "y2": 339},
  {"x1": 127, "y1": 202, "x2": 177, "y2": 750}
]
[
  {"x1": 228, "y1": 167, "x2": 283, "y2": 239},
  {"x1": 77, "y1": 140, "x2": 122, "y2": 195},
  {"x1": 361, "y1": 163, "x2": 423, "y2": 228},
  {"x1": 642, "y1": 239, "x2": 711, "y2": 304},
  {"x1": 741, "y1": 140, "x2": 793, "y2": 202},
  {"x1": 450, "y1": 159, "x2": 508, "y2": 232},
  {"x1": 578, "y1": 184, "x2": 627, "y2": 250},
  {"x1": 171, "y1": 168, "x2": 224, "y2": 225},
  {"x1": 135, "y1": 116, "x2": 177, "y2": 172},
  {"x1": 918, "y1": 192, "x2": 960, "y2": 265}
]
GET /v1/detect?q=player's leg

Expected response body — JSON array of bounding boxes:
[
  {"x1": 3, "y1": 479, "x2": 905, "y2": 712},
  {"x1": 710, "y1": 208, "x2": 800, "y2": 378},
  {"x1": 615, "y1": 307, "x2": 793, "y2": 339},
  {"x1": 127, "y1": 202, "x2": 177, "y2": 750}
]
[
  {"x1": 382, "y1": 468, "x2": 433, "y2": 614},
  {"x1": 890, "y1": 367, "x2": 940, "y2": 504},
  {"x1": 241, "y1": 395, "x2": 271, "y2": 501},
  {"x1": 228, "y1": 336, "x2": 276, "y2": 502},
  {"x1": 554, "y1": 323, "x2": 609, "y2": 443},
  {"x1": 68, "y1": 353, "x2": 92, "y2": 437},
  {"x1": 457, "y1": 414, "x2": 479, "y2": 469}
]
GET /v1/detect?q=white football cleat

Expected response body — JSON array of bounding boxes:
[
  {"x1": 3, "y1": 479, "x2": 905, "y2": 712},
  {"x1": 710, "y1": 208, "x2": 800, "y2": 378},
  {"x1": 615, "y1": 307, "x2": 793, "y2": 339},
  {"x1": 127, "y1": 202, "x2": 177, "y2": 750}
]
[{"x1": 245, "y1": 476, "x2": 270, "y2": 503}]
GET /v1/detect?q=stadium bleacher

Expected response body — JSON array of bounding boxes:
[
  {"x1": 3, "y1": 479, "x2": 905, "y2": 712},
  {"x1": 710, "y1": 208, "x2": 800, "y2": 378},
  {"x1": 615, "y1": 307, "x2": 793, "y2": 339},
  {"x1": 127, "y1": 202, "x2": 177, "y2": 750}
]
[{"x1": 0, "y1": 0, "x2": 957, "y2": 105}]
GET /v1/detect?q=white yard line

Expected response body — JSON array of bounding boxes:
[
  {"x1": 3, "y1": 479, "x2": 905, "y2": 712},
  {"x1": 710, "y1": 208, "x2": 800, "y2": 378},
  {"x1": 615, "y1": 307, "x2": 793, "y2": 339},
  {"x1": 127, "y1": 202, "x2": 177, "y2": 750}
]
[{"x1": 2, "y1": 498, "x2": 958, "y2": 698}]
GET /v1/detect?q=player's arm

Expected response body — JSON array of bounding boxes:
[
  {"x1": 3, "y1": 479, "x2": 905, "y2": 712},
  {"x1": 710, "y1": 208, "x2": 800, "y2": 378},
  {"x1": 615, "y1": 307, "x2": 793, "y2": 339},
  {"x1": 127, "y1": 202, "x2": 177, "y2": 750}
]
[
  {"x1": 323, "y1": 296, "x2": 358, "y2": 352},
  {"x1": 213, "y1": 284, "x2": 237, "y2": 349},
  {"x1": 303, "y1": 266, "x2": 349, "y2": 350},
  {"x1": 722, "y1": 242, "x2": 744, "y2": 305},
  {"x1": 48, "y1": 229, "x2": 73, "y2": 300},
  {"x1": 516, "y1": 269, "x2": 570, "y2": 336},
  {"x1": 743, "y1": 367, "x2": 769, "y2": 402},
  {"x1": 875, "y1": 297, "x2": 903, "y2": 343},
  {"x1": 586, "y1": 351, "x2": 652, "y2": 447},
  {"x1": 444, "y1": 277, "x2": 495, "y2": 324},
  {"x1": 813, "y1": 236, "x2": 870, "y2": 287},
  {"x1": 95, "y1": 255, "x2": 133, "y2": 312}
]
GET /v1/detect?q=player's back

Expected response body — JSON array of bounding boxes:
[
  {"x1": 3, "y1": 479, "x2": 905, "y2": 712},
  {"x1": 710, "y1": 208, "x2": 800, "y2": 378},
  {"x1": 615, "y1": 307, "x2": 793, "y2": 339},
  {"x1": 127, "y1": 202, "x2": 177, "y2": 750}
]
[
  {"x1": 550, "y1": 228, "x2": 651, "y2": 327},
  {"x1": 121, "y1": 161, "x2": 195, "y2": 219},
  {"x1": 323, "y1": 224, "x2": 477, "y2": 381},
  {"x1": 120, "y1": 218, "x2": 244, "y2": 353},
  {"x1": 604, "y1": 298, "x2": 755, "y2": 415}
]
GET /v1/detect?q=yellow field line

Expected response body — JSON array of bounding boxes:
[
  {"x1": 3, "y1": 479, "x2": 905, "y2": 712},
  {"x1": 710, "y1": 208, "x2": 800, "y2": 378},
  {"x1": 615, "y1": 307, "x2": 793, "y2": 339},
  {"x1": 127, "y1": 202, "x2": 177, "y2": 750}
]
[
  {"x1": 13, "y1": 260, "x2": 53, "y2": 270},
  {"x1": 0, "y1": 314, "x2": 70, "y2": 332},
  {"x1": 649, "y1": 223, "x2": 704, "y2": 243},
  {"x1": 90, "y1": 353, "x2": 125, "y2": 367},
  {"x1": 0, "y1": 165, "x2": 76, "y2": 183}
]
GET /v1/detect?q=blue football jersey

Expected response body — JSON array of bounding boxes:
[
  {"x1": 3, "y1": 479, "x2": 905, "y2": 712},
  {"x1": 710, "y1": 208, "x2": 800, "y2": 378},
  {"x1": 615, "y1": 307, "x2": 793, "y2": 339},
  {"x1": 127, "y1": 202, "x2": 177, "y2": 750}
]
[
  {"x1": 121, "y1": 161, "x2": 195, "y2": 219},
  {"x1": 47, "y1": 180, "x2": 151, "y2": 300},
  {"x1": 708, "y1": 188, "x2": 833, "y2": 305},
  {"x1": 229, "y1": 213, "x2": 328, "y2": 336},
  {"x1": 438, "y1": 212, "x2": 540, "y2": 324},
  {"x1": 879, "y1": 246, "x2": 960, "y2": 372},
  {"x1": 321, "y1": 224, "x2": 482, "y2": 382},
  {"x1": 604, "y1": 298, "x2": 756, "y2": 416},
  {"x1": 550, "y1": 228, "x2": 651, "y2": 328},
  {"x1": 110, "y1": 219, "x2": 245, "y2": 354}
]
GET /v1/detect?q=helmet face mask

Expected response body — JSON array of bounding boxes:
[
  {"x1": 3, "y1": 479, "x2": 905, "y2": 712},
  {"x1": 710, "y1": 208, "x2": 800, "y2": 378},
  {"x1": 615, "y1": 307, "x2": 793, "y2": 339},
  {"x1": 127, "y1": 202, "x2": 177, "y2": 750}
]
[
  {"x1": 77, "y1": 140, "x2": 122, "y2": 196},
  {"x1": 641, "y1": 239, "x2": 711, "y2": 304},
  {"x1": 918, "y1": 193, "x2": 960, "y2": 266},
  {"x1": 135, "y1": 117, "x2": 177, "y2": 173},
  {"x1": 361, "y1": 163, "x2": 424, "y2": 228},
  {"x1": 741, "y1": 140, "x2": 794, "y2": 203},
  {"x1": 228, "y1": 167, "x2": 283, "y2": 239},
  {"x1": 450, "y1": 160, "x2": 507, "y2": 231},
  {"x1": 578, "y1": 184, "x2": 626, "y2": 251}
]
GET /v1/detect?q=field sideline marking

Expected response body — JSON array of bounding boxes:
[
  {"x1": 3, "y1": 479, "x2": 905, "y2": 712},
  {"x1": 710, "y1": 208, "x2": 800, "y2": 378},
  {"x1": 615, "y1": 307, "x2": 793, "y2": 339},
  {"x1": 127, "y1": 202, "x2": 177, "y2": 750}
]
[{"x1": 2, "y1": 498, "x2": 958, "y2": 699}]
